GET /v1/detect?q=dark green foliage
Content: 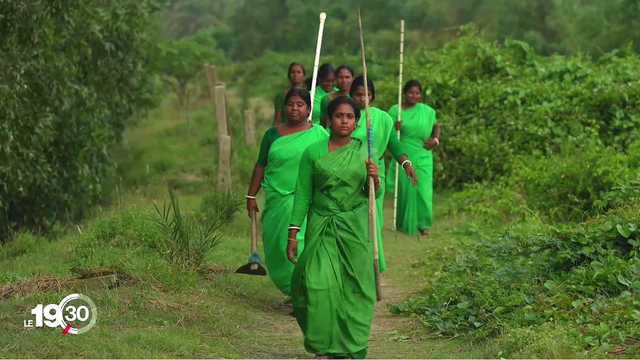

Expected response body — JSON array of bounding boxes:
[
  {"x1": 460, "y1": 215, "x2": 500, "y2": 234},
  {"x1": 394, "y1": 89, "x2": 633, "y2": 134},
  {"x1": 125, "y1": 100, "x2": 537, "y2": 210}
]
[
  {"x1": 0, "y1": 0, "x2": 161, "y2": 240},
  {"x1": 393, "y1": 27, "x2": 640, "y2": 190},
  {"x1": 392, "y1": 203, "x2": 640, "y2": 353}
]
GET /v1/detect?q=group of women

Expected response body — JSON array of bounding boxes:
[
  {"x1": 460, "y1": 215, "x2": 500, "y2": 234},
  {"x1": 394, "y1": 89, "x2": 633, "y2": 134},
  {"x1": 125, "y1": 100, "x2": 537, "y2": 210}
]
[{"x1": 246, "y1": 62, "x2": 441, "y2": 359}]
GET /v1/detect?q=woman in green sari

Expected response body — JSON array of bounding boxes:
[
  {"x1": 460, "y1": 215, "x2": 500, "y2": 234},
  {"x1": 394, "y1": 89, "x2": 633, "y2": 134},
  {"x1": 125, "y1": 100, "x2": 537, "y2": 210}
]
[
  {"x1": 386, "y1": 80, "x2": 441, "y2": 236},
  {"x1": 247, "y1": 88, "x2": 329, "y2": 302},
  {"x1": 273, "y1": 62, "x2": 306, "y2": 125},
  {"x1": 319, "y1": 65, "x2": 354, "y2": 128},
  {"x1": 309, "y1": 63, "x2": 337, "y2": 123},
  {"x1": 287, "y1": 96, "x2": 380, "y2": 359},
  {"x1": 349, "y1": 76, "x2": 417, "y2": 272}
]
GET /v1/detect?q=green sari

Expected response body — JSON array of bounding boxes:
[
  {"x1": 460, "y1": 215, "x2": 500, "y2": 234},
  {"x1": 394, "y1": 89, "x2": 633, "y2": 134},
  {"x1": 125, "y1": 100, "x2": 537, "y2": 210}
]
[
  {"x1": 261, "y1": 126, "x2": 329, "y2": 297},
  {"x1": 291, "y1": 138, "x2": 379, "y2": 359},
  {"x1": 311, "y1": 86, "x2": 338, "y2": 123},
  {"x1": 386, "y1": 103, "x2": 437, "y2": 234},
  {"x1": 351, "y1": 106, "x2": 403, "y2": 272}
]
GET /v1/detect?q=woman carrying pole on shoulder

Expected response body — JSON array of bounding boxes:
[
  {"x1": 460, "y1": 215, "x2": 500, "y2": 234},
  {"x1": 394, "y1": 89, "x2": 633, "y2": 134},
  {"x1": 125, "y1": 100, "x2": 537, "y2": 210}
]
[
  {"x1": 247, "y1": 88, "x2": 329, "y2": 304},
  {"x1": 350, "y1": 76, "x2": 417, "y2": 272},
  {"x1": 387, "y1": 80, "x2": 440, "y2": 236},
  {"x1": 287, "y1": 96, "x2": 379, "y2": 359},
  {"x1": 273, "y1": 62, "x2": 306, "y2": 126}
]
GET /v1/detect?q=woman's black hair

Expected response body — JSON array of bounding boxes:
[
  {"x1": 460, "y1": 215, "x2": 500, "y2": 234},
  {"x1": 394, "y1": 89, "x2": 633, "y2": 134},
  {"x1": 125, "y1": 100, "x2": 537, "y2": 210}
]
[
  {"x1": 335, "y1": 65, "x2": 355, "y2": 77},
  {"x1": 327, "y1": 96, "x2": 361, "y2": 120},
  {"x1": 349, "y1": 76, "x2": 375, "y2": 102},
  {"x1": 303, "y1": 63, "x2": 336, "y2": 90},
  {"x1": 318, "y1": 63, "x2": 336, "y2": 80},
  {"x1": 403, "y1": 79, "x2": 422, "y2": 94},
  {"x1": 287, "y1": 62, "x2": 306, "y2": 77},
  {"x1": 284, "y1": 87, "x2": 311, "y2": 109}
]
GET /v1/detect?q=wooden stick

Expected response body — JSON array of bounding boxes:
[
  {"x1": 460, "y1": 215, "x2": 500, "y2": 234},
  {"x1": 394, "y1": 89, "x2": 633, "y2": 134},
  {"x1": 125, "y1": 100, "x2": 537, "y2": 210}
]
[
  {"x1": 358, "y1": 8, "x2": 382, "y2": 302},
  {"x1": 393, "y1": 20, "x2": 405, "y2": 231},
  {"x1": 308, "y1": 12, "x2": 327, "y2": 122}
]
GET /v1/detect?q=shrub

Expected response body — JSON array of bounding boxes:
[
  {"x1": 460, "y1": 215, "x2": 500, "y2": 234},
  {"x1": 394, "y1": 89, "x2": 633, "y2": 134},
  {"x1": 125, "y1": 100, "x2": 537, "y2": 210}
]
[
  {"x1": 151, "y1": 187, "x2": 224, "y2": 272},
  {"x1": 0, "y1": 0, "x2": 161, "y2": 240},
  {"x1": 392, "y1": 202, "x2": 640, "y2": 352}
]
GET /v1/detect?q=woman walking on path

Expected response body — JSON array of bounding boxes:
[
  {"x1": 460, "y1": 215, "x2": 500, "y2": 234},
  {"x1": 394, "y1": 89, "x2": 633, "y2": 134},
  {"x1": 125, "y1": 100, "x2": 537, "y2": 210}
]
[
  {"x1": 349, "y1": 76, "x2": 417, "y2": 272},
  {"x1": 310, "y1": 63, "x2": 337, "y2": 123},
  {"x1": 273, "y1": 62, "x2": 306, "y2": 125},
  {"x1": 247, "y1": 88, "x2": 329, "y2": 302},
  {"x1": 319, "y1": 65, "x2": 354, "y2": 128},
  {"x1": 386, "y1": 80, "x2": 441, "y2": 236},
  {"x1": 287, "y1": 96, "x2": 379, "y2": 359}
]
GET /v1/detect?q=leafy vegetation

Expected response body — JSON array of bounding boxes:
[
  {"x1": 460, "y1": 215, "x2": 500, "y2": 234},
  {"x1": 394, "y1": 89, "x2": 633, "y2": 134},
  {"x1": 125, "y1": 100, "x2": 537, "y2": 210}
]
[
  {"x1": 0, "y1": 0, "x2": 161, "y2": 240},
  {"x1": 151, "y1": 186, "x2": 224, "y2": 272}
]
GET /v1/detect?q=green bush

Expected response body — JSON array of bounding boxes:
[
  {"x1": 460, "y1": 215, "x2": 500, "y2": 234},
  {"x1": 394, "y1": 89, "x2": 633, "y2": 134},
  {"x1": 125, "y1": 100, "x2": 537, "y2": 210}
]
[
  {"x1": 70, "y1": 206, "x2": 199, "y2": 291},
  {"x1": 381, "y1": 26, "x2": 640, "y2": 189},
  {"x1": 454, "y1": 140, "x2": 639, "y2": 222},
  {"x1": 0, "y1": 0, "x2": 161, "y2": 240},
  {"x1": 0, "y1": 233, "x2": 44, "y2": 260},
  {"x1": 392, "y1": 203, "x2": 640, "y2": 353},
  {"x1": 151, "y1": 187, "x2": 224, "y2": 272}
]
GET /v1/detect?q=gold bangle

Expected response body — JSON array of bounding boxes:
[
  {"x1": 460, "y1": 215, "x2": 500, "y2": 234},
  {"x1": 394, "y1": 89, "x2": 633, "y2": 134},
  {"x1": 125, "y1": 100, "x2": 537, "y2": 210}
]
[{"x1": 287, "y1": 238, "x2": 297, "y2": 242}]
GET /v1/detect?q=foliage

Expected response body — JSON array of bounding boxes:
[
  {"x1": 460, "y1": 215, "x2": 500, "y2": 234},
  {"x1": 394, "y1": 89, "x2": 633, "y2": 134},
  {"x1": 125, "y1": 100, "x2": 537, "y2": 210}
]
[
  {"x1": 455, "y1": 141, "x2": 640, "y2": 222},
  {"x1": 0, "y1": 0, "x2": 161, "y2": 240},
  {"x1": 390, "y1": 27, "x2": 640, "y2": 190},
  {"x1": 155, "y1": 28, "x2": 226, "y2": 115},
  {"x1": 151, "y1": 186, "x2": 224, "y2": 271},
  {"x1": 159, "y1": 0, "x2": 640, "y2": 61},
  {"x1": 69, "y1": 206, "x2": 199, "y2": 290},
  {"x1": 198, "y1": 190, "x2": 243, "y2": 225},
  {"x1": 392, "y1": 202, "x2": 640, "y2": 355}
]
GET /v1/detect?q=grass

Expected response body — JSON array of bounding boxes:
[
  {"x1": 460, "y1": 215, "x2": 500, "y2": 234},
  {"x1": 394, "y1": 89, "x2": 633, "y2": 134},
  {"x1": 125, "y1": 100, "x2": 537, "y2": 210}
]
[{"x1": 0, "y1": 95, "x2": 610, "y2": 358}]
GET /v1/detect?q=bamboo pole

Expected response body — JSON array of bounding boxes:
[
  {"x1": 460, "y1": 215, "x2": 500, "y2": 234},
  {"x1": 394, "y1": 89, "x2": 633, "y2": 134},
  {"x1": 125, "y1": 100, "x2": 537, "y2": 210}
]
[
  {"x1": 308, "y1": 12, "x2": 327, "y2": 122},
  {"x1": 393, "y1": 20, "x2": 405, "y2": 231},
  {"x1": 358, "y1": 8, "x2": 382, "y2": 302}
]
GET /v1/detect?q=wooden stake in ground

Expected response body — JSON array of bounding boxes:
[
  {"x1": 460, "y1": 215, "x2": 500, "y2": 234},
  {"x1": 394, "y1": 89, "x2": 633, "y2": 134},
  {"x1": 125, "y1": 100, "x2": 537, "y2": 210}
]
[
  {"x1": 218, "y1": 135, "x2": 231, "y2": 190},
  {"x1": 204, "y1": 64, "x2": 219, "y2": 100},
  {"x1": 215, "y1": 83, "x2": 229, "y2": 141},
  {"x1": 393, "y1": 20, "x2": 405, "y2": 231},
  {"x1": 358, "y1": 8, "x2": 382, "y2": 302},
  {"x1": 244, "y1": 108, "x2": 256, "y2": 147},
  {"x1": 214, "y1": 83, "x2": 231, "y2": 190},
  {"x1": 308, "y1": 12, "x2": 327, "y2": 122}
]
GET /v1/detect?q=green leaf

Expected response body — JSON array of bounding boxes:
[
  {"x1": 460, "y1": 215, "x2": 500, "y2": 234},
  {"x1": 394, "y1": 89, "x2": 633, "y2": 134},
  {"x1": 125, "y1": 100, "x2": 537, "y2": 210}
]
[
  {"x1": 618, "y1": 275, "x2": 631, "y2": 287},
  {"x1": 493, "y1": 306, "x2": 507, "y2": 314},
  {"x1": 617, "y1": 224, "x2": 631, "y2": 238},
  {"x1": 631, "y1": 281, "x2": 640, "y2": 289},
  {"x1": 544, "y1": 280, "x2": 556, "y2": 291}
]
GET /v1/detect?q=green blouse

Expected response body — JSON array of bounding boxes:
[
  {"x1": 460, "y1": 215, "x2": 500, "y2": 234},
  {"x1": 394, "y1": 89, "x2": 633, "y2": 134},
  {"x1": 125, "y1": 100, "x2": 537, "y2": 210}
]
[
  {"x1": 257, "y1": 127, "x2": 281, "y2": 166},
  {"x1": 274, "y1": 91, "x2": 288, "y2": 124}
]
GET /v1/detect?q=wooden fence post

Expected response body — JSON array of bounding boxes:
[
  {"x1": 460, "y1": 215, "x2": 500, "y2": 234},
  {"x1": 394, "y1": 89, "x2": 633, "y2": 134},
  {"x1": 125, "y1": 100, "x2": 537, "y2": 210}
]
[
  {"x1": 215, "y1": 83, "x2": 228, "y2": 141},
  {"x1": 218, "y1": 135, "x2": 232, "y2": 190},
  {"x1": 204, "y1": 64, "x2": 219, "y2": 100},
  {"x1": 244, "y1": 108, "x2": 256, "y2": 147}
]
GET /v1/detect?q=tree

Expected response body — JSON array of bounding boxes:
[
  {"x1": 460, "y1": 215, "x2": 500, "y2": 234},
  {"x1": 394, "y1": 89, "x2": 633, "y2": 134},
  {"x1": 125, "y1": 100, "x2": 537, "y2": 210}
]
[
  {"x1": 155, "y1": 29, "x2": 226, "y2": 124},
  {"x1": 0, "y1": 0, "x2": 162, "y2": 240}
]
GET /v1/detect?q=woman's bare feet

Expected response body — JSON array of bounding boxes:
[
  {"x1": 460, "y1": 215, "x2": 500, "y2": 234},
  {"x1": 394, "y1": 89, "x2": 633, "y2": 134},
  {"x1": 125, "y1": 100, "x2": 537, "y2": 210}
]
[{"x1": 419, "y1": 228, "x2": 429, "y2": 236}]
